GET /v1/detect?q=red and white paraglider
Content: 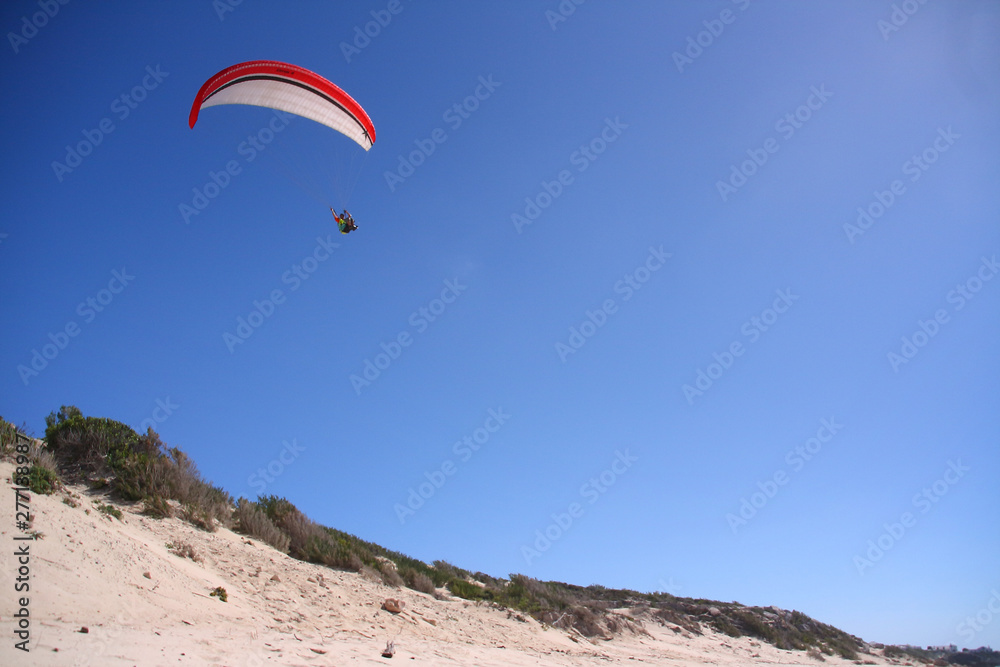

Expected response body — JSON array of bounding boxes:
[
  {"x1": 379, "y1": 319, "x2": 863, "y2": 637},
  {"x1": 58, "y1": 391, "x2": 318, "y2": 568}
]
[
  {"x1": 190, "y1": 60, "x2": 375, "y2": 149},
  {"x1": 190, "y1": 60, "x2": 375, "y2": 232}
]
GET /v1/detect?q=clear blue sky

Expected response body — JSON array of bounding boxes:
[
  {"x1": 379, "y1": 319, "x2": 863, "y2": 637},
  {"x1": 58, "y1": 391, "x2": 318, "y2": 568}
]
[{"x1": 2, "y1": 0, "x2": 998, "y2": 651}]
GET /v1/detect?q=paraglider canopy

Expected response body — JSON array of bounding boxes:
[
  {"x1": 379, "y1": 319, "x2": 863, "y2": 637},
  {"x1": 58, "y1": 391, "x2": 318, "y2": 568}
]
[{"x1": 189, "y1": 60, "x2": 375, "y2": 151}]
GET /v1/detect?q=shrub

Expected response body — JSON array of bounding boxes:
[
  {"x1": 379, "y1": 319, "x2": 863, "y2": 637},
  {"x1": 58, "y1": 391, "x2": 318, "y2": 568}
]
[
  {"x1": 654, "y1": 607, "x2": 702, "y2": 635},
  {"x1": 447, "y1": 578, "x2": 492, "y2": 601},
  {"x1": 344, "y1": 551, "x2": 364, "y2": 572},
  {"x1": 807, "y1": 646, "x2": 826, "y2": 661},
  {"x1": 281, "y1": 510, "x2": 325, "y2": 559},
  {"x1": 831, "y1": 640, "x2": 858, "y2": 661},
  {"x1": 569, "y1": 606, "x2": 606, "y2": 637},
  {"x1": 45, "y1": 410, "x2": 233, "y2": 532},
  {"x1": 0, "y1": 418, "x2": 18, "y2": 456},
  {"x1": 380, "y1": 563, "x2": 404, "y2": 588},
  {"x1": 45, "y1": 405, "x2": 82, "y2": 428},
  {"x1": 234, "y1": 498, "x2": 290, "y2": 553},
  {"x1": 26, "y1": 464, "x2": 60, "y2": 494},
  {"x1": 95, "y1": 502, "x2": 123, "y2": 521},
  {"x1": 182, "y1": 503, "x2": 216, "y2": 532},
  {"x1": 17, "y1": 441, "x2": 62, "y2": 494},
  {"x1": 253, "y1": 496, "x2": 365, "y2": 570},
  {"x1": 167, "y1": 541, "x2": 202, "y2": 562},
  {"x1": 713, "y1": 615, "x2": 743, "y2": 638},
  {"x1": 210, "y1": 586, "x2": 228, "y2": 602},
  {"x1": 162, "y1": 445, "x2": 233, "y2": 530},
  {"x1": 432, "y1": 560, "x2": 465, "y2": 580},
  {"x1": 45, "y1": 411, "x2": 140, "y2": 480},
  {"x1": 732, "y1": 610, "x2": 779, "y2": 643},
  {"x1": 404, "y1": 570, "x2": 437, "y2": 595},
  {"x1": 143, "y1": 495, "x2": 173, "y2": 518}
]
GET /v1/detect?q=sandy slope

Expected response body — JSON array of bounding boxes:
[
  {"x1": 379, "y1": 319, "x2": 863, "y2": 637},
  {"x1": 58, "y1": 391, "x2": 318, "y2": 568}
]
[{"x1": 0, "y1": 461, "x2": 899, "y2": 666}]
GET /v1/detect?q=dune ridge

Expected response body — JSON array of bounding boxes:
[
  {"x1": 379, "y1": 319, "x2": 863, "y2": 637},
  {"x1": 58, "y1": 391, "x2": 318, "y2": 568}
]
[{"x1": 0, "y1": 458, "x2": 909, "y2": 666}]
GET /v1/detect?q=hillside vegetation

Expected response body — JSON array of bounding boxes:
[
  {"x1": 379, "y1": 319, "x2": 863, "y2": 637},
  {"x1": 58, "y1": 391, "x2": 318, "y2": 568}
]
[{"x1": 2, "y1": 407, "x2": 979, "y2": 664}]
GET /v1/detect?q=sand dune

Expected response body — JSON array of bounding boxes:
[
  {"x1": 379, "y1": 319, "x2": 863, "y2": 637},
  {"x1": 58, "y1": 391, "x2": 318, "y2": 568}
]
[{"x1": 1, "y1": 460, "x2": 898, "y2": 666}]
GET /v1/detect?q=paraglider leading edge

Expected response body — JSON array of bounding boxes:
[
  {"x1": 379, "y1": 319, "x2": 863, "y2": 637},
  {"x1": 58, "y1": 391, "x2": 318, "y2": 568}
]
[{"x1": 188, "y1": 60, "x2": 375, "y2": 151}]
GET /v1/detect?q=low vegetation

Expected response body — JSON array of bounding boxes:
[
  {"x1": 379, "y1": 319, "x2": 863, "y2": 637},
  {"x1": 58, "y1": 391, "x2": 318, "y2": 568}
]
[
  {"x1": 0, "y1": 410, "x2": 936, "y2": 661},
  {"x1": 879, "y1": 645, "x2": 1000, "y2": 667},
  {"x1": 167, "y1": 541, "x2": 202, "y2": 563},
  {"x1": 42, "y1": 406, "x2": 232, "y2": 530},
  {"x1": 0, "y1": 417, "x2": 20, "y2": 455},
  {"x1": 94, "y1": 502, "x2": 123, "y2": 521},
  {"x1": 2, "y1": 416, "x2": 61, "y2": 494}
]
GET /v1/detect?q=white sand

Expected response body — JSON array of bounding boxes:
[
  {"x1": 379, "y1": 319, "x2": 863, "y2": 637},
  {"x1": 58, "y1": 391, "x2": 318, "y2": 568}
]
[{"x1": 0, "y1": 460, "x2": 900, "y2": 666}]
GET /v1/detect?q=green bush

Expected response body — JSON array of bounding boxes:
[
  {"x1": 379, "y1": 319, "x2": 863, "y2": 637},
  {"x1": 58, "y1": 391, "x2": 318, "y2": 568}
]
[
  {"x1": 447, "y1": 578, "x2": 492, "y2": 601},
  {"x1": 26, "y1": 465, "x2": 60, "y2": 494},
  {"x1": 45, "y1": 405, "x2": 82, "y2": 428},
  {"x1": 0, "y1": 418, "x2": 18, "y2": 456},
  {"x1": 44, "y1": 408, "x2": 232, "y2": 531},
  {"x1": 733, "y1": 610, "x2": 779, "y2": 643},
  {"x1": 12, "y1": 441, "x2": 63, "y2": 495},
  {"x1": 95, "y1": 502, "x2": 123, "y2": 521},
  {"x1": 142, "y1": 494, "x2": 173, "y2": 518},
  {"x1": 432, "y1": 560, "x2": 467, "y2": 584},
  {"x1": 234, "y1": 498, "x2": 290, "y2": 552},
  {"x1": 45, "y1": 410, "x2": 141, "y2": 479}
]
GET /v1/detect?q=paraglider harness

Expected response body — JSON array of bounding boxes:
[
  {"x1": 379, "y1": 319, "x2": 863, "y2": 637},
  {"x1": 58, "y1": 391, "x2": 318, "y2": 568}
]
[{"x1": 333, "y1": 208, "x2": 358, "y2": 234}]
